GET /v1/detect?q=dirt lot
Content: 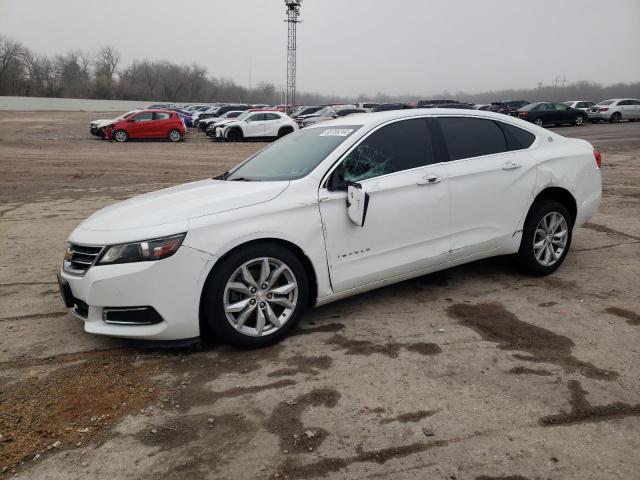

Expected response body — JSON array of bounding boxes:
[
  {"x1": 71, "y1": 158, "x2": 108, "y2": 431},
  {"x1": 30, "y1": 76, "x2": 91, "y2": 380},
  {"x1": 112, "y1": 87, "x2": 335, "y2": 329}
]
[{"x1": 0, "y1": 111, "x2": 639, "y2": 479}]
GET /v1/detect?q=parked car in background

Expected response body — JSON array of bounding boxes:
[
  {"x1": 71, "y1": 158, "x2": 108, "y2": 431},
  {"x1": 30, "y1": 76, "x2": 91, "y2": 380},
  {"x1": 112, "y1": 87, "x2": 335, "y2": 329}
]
[
  {"x1": 587, "y1": 99, "x2": 640, "y2": 123},
  {"x1": 431, "y1": 103, "x2": 475, "y2": 109},
  {"x1": 199, "y1": 111, "x2": 244, "y2": 132},
  {"x1": 331, "y1": 108, "x2": 367, "y2": 118},
  {"x1": 103, "y1": 110, "x2": 186, "y2": 142},
  {"x1": 145, "y1": 103, "x2": 177, "y2": 110},
  {"x1": 298, "y1": 105, "x2": 358, "y2": 128},
  {"x1": 195, "y1": 104, "x2": 252, "y2": 128},
  {"x1": 564, "y1": 100, "x2": 595, "y2": 112},
  {"x1": 292, "y1": 106, "x2": 324, "y2": 119},
  {"x1": 356, "y1": 102, "x2": 380, "y2": 112},
  {"x1": 90, "y1": 110, "x2": 140, "y2": 137},
  {"x1": 473, "y1": 104, "x2": 492, "y2": 111},
  {"x1": 416, "y1": 99, "x2": 457, "y2": 108},
  {"x1": 206, "y1": 110, "x2": 264, "y2": 138},
  {"x1": 372, "y1": 103, "x2": 414, "y2": 112},
  {"x1": 217, "y1": 111, "x2": 298, "y2": 141},
  {"x1": 489, "y1": 100, "x2": 530, "y2": 116},
  {"x1": 59, "y1": 109, "x2": 601, "y2": 346},
  {"x1": 168, "y1": 108, "x2": 193, "y2": 127},
  {"x1": 517, "y1": 102, "x2": 587, "y2": 127}
]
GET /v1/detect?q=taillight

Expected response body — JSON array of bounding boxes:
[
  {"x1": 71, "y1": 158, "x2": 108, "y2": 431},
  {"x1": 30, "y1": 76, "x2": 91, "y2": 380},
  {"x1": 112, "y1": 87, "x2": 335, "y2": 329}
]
[
  {"x1": 594, "y1": 149, "x2": 602, "y2": 169},
  {"x1": 519, "y1": 112, "x2": 527, "y2": 117},
  {"x1": 599, "y1": 108, "x2": 609, "y2": 112}
]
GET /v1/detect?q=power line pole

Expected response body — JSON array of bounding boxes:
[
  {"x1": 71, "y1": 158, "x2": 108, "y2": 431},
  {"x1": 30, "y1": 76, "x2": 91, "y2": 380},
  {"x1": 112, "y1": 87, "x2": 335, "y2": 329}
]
[{"x1": 284, "y1": 0, "x2": 302, "y2": 112}]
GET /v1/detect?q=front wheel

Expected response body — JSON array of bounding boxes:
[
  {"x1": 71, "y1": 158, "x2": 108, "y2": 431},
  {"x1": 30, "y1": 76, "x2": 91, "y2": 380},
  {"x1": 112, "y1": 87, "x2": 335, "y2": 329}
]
[
  {"x1": 201, "y1": 243, "x2": 309, "y2": 348},
  {"x1": 168, "y1": 129, "x2": 182, "y2": 142},
  {"x1": 113, "y1": 130, "x2": 128, "y2": 142},
  {"x1": 516, "y1": 200, "x2": 573, "y2": 276},
  {"x1": 226, "y1": 128, "x2": 243, "y2": 142}
]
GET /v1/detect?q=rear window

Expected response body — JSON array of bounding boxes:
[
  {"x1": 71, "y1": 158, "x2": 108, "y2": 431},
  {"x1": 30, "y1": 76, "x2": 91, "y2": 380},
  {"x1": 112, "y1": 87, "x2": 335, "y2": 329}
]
[
  {"x1": 438, "y1": 117, "x2": 507, "y2": 161},
  {"x1": 499, "y1": 123, "x2": 535, "y2": 150}
]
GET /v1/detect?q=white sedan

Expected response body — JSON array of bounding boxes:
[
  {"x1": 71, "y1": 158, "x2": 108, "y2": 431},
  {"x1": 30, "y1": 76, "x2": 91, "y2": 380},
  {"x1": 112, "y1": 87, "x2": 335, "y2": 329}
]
[
  {"x1": 59, "y1": 109, "x2": 602, "y2": 347},
  {"x1": 217, "y1": 111, "x2": 298, "y2": 141}
]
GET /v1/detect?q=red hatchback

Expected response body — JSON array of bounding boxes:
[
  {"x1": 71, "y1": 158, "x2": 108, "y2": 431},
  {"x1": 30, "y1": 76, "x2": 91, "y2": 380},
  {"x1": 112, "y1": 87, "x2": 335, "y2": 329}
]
[{"x1": 104, "y1": 110, "x2": 186, "y2": 142}]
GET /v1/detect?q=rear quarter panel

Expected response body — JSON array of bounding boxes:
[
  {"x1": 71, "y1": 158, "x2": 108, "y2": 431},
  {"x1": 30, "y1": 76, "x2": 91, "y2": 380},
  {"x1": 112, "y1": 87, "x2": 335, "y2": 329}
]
[{"x1": 530, "y1": 136, "x2": 602, "y2": 227}]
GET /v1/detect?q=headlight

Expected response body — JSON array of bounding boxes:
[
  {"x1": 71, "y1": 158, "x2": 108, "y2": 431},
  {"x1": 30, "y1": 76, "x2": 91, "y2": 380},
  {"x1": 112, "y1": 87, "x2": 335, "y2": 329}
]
[{"x1": 97, "y1": 233, "x2": 186, "y2": 265}]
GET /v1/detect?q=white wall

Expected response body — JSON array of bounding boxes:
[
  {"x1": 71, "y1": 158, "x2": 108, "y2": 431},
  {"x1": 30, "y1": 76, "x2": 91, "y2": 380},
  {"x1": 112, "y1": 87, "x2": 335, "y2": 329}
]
[{"x1": 0, "y1": 96, "x2": 166, "y2": 112}]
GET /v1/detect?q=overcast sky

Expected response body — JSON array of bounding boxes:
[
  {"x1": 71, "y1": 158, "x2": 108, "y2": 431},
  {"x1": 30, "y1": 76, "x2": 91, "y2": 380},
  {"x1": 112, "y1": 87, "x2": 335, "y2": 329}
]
[{"x1": 1, "y1": 0, "x2": 638, "y2": 97}]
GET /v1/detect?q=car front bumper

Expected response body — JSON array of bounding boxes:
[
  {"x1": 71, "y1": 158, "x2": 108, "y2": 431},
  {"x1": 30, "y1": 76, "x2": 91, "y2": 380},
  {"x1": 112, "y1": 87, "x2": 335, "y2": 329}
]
[{"x1": 57, "y1": 245, "x2": 216, "y2": 341}]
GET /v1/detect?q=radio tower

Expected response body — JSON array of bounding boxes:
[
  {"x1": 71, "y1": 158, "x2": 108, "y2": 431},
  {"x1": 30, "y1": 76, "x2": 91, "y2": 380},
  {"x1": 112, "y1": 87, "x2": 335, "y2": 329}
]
[{"x1": 284, "y1": 0, "x2": 302, "y2": 112}]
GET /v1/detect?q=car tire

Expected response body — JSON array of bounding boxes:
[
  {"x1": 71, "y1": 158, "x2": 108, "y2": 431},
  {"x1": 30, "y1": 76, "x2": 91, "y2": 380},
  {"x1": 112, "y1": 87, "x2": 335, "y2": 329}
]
[
  {"x1": 201, "y1": 242, "x2": 309, "y2": 348},
  {"x1": 533, "y1": 117, "x2": 543, "y2": 127},
  {"x1": 226, "y1": 128, "x2": 243, "y2": 142},
  {"x1": 516, "y1": 200, "x2": 573, "y2": 276},
  {"x1": 168, "y1": 129, "x2": 182, "y2": 142},
  {"x1": 113, "y1": 130, "x2": 128, "y2": 142},
  {"x1": 277, "y1": 127, "x2": 294, "y2": 139},
  {"x1": 575, "y1": 115, "x2": 585, "y2": 126},
  {"x1": 610, "y1": 112, "x2": 622, "y2": 123}
]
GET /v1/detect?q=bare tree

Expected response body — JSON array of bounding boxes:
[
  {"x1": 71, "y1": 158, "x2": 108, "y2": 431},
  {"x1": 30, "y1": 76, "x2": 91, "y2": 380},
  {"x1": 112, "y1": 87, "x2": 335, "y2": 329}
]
[
  {"x1": 95, "y1": 45, "x2": 120, "y2": 80},
  {"x1": 0, "y1": 36, "x2": 24, "y2": 92}
]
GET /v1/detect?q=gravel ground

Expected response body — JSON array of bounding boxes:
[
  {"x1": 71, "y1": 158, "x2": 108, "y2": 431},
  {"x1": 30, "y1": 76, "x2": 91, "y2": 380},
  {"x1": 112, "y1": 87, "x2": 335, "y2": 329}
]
[{"x1": 0, "y1": 112, "x2": 639, "y2": 479}]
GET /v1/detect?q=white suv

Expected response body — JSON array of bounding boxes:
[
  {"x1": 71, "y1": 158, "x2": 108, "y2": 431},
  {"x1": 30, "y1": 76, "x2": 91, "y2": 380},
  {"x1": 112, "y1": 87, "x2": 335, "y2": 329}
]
[
  {"x1": 59, "y1": 110, "x2": 602, "y2": 347},
  {"x1": 217, "y1": 112, "x2": 298, "y2": 141}
]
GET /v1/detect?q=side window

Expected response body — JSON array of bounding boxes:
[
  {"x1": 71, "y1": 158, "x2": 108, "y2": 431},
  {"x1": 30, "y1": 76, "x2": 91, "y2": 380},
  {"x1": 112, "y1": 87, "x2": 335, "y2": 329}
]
[
  {"x1": 154, "y1": 112, "x2": 171, "y2": 120},
  {"x1": 341, "y1": 119, "x2": 434, "y2": 183},
  {"x1": 631, "y1": 100, "x2": 640, "y2": 106},
  {"x1": 498, "y1": 122, "x2": 536, "y2": 151},
  {"x1": 134, "y1": 112, "x2": 154, "y2": 122},
  {"x1": 438, "y1": 117, "x2": 507, "y2": 161},
  {"x1": 554, "y1": 103, "x2": 569, "y2": 110},
  {"x1": 247, "y1": 114, "x2": 265, "y2": 122},
  {"x1": 541, "y1": 103, "x2": 554, "y2": 111},
  {"x1": 265, "y1": 113, "x2": 281, "y2": 121},
  {"x1": 618, "y1": 100, "x2": 630, "y2": 106}
]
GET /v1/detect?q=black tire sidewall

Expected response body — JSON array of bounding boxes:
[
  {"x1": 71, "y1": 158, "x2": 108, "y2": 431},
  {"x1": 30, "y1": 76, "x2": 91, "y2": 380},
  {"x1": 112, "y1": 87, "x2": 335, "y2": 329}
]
[
  {"x1": 227, "y1": 129, "x2": 242, "y2": 141},
  {"x1": 201, "y1": 243, "x2": 309, "y2": 348},
  {"x1": 517, "y1": 200, "x2": 573, "y2": 276}
]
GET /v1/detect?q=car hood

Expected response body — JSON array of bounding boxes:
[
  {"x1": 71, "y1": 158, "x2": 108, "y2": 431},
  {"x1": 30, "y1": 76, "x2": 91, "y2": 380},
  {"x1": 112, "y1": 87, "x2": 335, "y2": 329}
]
[
  {"x1": 91, "y1": 118, "x2": 117, "y2": 127},
  {"x1": 78, "y1": 179, "x2": 290, "y2": 231}
]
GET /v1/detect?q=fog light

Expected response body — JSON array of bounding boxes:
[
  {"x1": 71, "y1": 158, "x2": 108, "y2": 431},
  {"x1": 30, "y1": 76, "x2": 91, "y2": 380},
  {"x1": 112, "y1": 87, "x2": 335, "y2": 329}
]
[{"x1": 102, "y1": 307, "x2": 163, "y2": 325}]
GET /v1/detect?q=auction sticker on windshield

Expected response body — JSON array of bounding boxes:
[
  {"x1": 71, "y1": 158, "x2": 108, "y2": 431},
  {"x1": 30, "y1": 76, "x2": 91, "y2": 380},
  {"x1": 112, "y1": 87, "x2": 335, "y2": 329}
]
[{"x1": 319, "y1": 129, "x2": 355, "y2": 137}]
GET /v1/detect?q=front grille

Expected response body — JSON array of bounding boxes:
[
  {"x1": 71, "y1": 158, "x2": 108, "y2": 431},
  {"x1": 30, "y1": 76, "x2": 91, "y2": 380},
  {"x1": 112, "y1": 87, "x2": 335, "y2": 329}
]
[{"x1": 63, "y1": 244, "x2": 104, "y2": 275}]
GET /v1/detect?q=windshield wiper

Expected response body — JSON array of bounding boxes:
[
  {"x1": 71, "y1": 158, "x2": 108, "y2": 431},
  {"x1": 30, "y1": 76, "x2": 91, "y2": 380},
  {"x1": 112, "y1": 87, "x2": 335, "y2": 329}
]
[
  {"x1": 230, "y1": 177, "x2": 253, "y2": 182},
  {"x1": 214, "y1": 171, "x2": 230, "y2": 180}
]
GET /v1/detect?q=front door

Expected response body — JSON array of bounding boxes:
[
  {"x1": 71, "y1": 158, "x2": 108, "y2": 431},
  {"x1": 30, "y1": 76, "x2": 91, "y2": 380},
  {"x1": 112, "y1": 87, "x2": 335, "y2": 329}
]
[
  {"x1": 243, "y1": 113, "x2": 267, "y2": 138},
  {"x1": 437, "y1": 116, "x2": 538, "y2": 259},
  {"x1": 318, "y1": 118, "x2": 451, "y2": 293},
  {"x1": 128, "y1": 111, "x2": 155, "y2": 138}
]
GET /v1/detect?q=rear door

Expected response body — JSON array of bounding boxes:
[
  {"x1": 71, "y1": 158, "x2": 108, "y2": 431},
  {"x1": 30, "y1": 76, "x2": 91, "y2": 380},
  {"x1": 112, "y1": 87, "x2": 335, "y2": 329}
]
[
  {"x1": 153, "y1": 112, "x2": 173, "y2": 137},
  {"x1": 554, "y1": 103, "x2": 575, "y2": 123},
  {"x1": 263, "y1": 113, "x2": 282, "y2": 137},
  {"x1": 437, "y1": 116, "x2": 537, "y2": 259},
  {"x1": 631, "y1": 100, "x2": 640, "y2": 119}
]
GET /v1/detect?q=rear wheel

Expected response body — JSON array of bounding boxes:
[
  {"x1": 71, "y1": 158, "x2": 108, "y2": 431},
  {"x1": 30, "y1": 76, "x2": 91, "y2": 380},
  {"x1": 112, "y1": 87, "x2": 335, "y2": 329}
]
[
  {"x1": 113, "y1": 130, "x2": 128, "y2": 142},
  {"x1": 168, "y1": 129, "x2": 182, "y2": 142},
  {"x1": 575, "y1": 115, "x2": 585, "y2": 126},
  {"x1": 534, "y1": 117, "x2": 544, "y2": 127},
  {"x1": 517, "y1": 200, "x2": 573, "y2": 276},
  {"x1": 610, "y1": 112, "x2": 622, "y2": 123},
  {"x1": 277, "y1": 127, "x2": 294, "y2": 138},
  {"x1": 201, "y1": 243, "x2": 309, "y2": 348}
]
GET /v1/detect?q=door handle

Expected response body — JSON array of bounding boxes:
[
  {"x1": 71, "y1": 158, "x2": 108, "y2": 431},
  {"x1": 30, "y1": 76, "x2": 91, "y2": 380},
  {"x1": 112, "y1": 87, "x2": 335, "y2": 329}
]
[
  {"x1": 502, "y1": 161, "x2": 521, "y2": 170},
  {"x1": 417, "y1": 175, "x2": 441, "y2": 185}
]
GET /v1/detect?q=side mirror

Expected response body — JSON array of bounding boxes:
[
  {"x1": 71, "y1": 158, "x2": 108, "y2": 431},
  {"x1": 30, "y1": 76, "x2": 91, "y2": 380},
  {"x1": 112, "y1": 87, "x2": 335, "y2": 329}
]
[{"x1": 347, "y1": 184, "x2": 370, "y2": 227}]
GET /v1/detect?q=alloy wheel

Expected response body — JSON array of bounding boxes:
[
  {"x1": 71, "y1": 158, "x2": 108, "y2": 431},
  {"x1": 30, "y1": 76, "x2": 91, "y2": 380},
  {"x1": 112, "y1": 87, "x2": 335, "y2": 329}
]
[
  {"x1": 223, "y1": 257, "x2": 299, "y2": 337},
  {"x1": 114, "y1": 130, "x2": 127, "y2": 142},
  {"x1": 169, "y1": 130, "x2": 181, "y2": 142},
  {"x1": 533, "y1": 212, "x2": 568, "y2": 267},
  {"x1": 535, "y1": 118, "x2": 543, "y2": 127}
]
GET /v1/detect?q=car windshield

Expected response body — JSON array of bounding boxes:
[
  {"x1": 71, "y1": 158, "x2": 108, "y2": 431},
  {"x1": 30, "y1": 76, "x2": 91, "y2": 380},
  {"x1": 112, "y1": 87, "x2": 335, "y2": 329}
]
[
  {"x1": 597, "y1": 100, "x2": 615, "y2": 106},
  {"x1": 313, "y1": 106, "x2": 335, "y2": 117},
  {"x1": 225, "y1": 125, "x2": 362, "y2": 181},
  {"x1": 120, "y1": 110, "x2": 138, "y2": 119},
  {"x1": 235, "y1": 111, "x2": 253, "y2": 121}
]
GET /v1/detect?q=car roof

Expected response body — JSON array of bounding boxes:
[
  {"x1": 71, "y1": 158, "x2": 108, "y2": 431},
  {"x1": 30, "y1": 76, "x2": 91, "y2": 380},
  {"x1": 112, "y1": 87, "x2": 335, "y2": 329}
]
[{"x1": 306, "y1": 108, "x2": 541, "y2": 131}]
